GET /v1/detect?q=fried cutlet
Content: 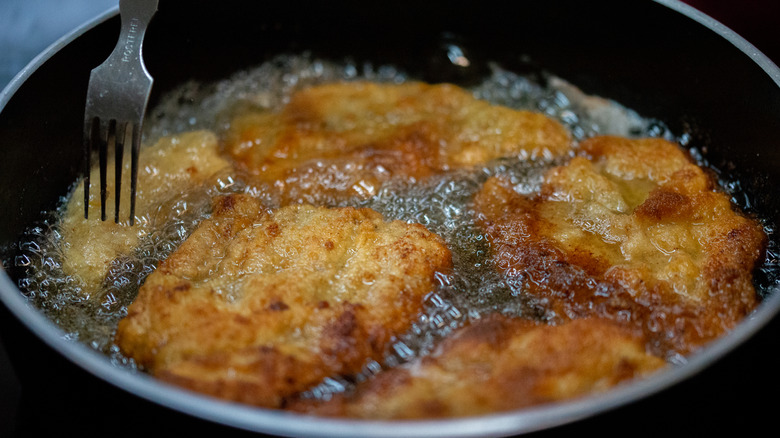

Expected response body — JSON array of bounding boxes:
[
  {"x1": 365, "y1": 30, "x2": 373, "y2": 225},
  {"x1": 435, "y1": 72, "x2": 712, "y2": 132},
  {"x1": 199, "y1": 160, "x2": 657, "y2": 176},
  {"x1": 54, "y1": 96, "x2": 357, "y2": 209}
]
[
  {"x1": 290, "y1": 315, "x2": 665, "y2": 419},
  {"x1": 114, "y1": 193, "x2": 452, "y2": 408},
  {"x1": 473, "y1": 136, "x2": 766, "y2": 355},
  {"x1": 223, "y1": 81, "x2": 571, "y2": 203},
  {"x1": 61, "y1": 130, "x2": 232, "y2": 295}
]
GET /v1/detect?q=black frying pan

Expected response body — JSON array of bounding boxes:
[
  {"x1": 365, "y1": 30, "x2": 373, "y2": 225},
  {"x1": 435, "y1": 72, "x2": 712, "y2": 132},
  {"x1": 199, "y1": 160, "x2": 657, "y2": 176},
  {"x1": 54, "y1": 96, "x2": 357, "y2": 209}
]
[{"x1": 1, "y1": 1, "x2": 779, "y2": 436}]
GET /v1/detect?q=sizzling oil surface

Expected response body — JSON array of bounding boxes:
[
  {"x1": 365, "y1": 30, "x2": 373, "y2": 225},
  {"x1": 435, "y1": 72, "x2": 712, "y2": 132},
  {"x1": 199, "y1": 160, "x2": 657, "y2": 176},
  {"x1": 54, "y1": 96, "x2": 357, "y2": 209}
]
[{"x1": 13, "y1": 54, "x2": 779, "y2": 380}]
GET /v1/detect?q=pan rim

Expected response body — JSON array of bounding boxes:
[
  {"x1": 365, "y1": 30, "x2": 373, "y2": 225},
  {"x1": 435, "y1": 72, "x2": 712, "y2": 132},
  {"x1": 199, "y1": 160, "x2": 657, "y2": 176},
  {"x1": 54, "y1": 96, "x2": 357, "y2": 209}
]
[{"x1": 2, "y1": 0, "x2": 780, "y2": 436}]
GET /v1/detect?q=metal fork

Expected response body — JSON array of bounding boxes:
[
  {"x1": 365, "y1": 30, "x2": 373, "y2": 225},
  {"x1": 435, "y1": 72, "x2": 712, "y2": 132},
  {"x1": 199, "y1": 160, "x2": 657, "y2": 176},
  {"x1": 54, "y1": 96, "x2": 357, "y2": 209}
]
[{"x1": 83, "y1": 0, "x2": 158, "y2": 225}]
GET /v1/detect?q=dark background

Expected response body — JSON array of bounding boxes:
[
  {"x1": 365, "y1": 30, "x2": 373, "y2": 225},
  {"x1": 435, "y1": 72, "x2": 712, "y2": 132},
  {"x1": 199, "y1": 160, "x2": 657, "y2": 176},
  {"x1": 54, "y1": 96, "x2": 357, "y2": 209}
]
[
  {"x1": 1, "y1": 1, "x2": 778, "y2": 437},
  {"x1": 684, "y1": 0, "x2": 779, "y2": 64}
]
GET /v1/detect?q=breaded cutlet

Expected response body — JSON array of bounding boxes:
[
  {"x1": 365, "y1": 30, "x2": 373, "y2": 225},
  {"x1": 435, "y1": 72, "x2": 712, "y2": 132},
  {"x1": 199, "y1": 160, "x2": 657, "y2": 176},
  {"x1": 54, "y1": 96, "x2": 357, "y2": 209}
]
[
  {"x1": 289, "y1": 315, "x2": 665, "y2": 418},
  {"x1": 473, "y1": 136, "x2": 766, "y2": 355},
  {"x1": 115, "y1": 193, "x2": 452, "y2": 408},
  {"x1": 61, "y1": 130, "x2": 232, "y2": 295},
  {"x1": 223, "y1": 81, "x2": 571, "y2": 203}
]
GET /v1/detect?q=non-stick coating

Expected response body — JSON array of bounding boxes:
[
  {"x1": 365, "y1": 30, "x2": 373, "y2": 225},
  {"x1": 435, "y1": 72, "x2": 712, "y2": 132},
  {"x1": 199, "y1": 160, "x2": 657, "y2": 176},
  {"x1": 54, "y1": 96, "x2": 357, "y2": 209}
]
[{"x1": 1, "y1": 1, "x2": 779, "y2": 436}]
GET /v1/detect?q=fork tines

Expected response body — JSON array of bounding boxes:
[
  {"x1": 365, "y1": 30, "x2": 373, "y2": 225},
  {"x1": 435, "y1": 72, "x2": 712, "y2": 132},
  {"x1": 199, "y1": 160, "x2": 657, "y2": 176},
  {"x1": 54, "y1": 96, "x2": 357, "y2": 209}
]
[
  {"x1": 83, "y1": 117, "x2": 141, "y2": 224},
  {"x1": 82, "y1": 0, "x2": 157, "y2": 226}
]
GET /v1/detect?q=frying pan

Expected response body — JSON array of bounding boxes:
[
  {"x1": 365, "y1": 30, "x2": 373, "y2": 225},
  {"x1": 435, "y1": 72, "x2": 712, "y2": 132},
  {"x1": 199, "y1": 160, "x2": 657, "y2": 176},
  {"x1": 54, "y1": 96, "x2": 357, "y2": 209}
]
[{"x1": 1, "y1": 1, "x2": 779, "y2": 436}]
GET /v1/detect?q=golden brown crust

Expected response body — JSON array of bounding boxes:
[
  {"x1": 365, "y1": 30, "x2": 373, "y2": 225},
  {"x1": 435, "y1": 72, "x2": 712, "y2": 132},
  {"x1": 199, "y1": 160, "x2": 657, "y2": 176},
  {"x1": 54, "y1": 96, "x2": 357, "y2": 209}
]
[
  {"x1": 473, "y1": 136, "x2": 766, "y2": 355},
  {"x1": 289, "y1": 315, "x2": 665, "y2": 419},
  {"x1": 222, "y1": 81, "x2": 571, "y2": 203},
  {"x1": 115, "y1": 193, "x2": 452, "y2": 407}
]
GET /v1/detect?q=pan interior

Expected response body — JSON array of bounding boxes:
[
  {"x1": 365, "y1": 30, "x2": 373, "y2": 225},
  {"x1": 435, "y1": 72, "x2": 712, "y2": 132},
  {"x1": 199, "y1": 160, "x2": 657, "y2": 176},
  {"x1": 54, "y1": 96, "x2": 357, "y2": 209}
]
[{"x1": 1, "y1": 1, "x2": 780, "y2": 436}]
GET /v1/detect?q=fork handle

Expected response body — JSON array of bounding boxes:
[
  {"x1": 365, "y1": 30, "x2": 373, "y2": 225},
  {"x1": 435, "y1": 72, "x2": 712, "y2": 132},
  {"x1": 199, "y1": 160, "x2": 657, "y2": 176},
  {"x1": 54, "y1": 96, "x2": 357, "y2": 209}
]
[
  {"x1": 121, "y1": 0, "x2": 159, "y2": 22},
  {"x1": 108, "y1": 0, "x2": 159, "y2": 74}
]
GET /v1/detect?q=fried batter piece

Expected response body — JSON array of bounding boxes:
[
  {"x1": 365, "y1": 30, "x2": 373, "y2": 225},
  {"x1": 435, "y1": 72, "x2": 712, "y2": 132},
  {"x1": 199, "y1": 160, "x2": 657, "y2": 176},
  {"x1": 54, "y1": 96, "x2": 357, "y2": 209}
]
[
  {"x1": 473, "y1": 136, "x2": 766, "y2": 355},
  {"x1": 61, "y1": 130, "x2": 232, "y2": 295},
  {"x1": 223, "y1": 81, "x2": 571, "y2": 203},
  {"x1": 115, "y1": 193, "x2": 452, "y2": 408},
  {"x1": 290, "y1": 315, "x2": 665, "y2": 419}
]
